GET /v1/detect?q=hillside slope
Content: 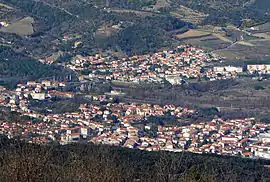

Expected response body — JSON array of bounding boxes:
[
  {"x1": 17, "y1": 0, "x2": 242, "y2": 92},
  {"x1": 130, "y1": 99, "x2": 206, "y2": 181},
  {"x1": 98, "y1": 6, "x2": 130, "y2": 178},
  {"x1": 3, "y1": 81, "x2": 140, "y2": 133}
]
[{"x1": 0, "y1": 137, "x2": 269, "y2": 182}]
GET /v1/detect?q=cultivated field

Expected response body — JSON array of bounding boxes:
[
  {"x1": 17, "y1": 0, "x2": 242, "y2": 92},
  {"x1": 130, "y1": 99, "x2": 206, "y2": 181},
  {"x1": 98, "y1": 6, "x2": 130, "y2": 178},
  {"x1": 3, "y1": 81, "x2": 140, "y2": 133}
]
[
  {"x1": 176, "y1": 22, "x2": 270, "y2": 60},
  {"x1": 212, "y1": 33, "x2": 233, "y2": 43},
  {"x1": 237, "y1": 41, "x2": 255, "y2": 47},
  {"x1": 0, "y1": 17, "x2": 34, "y2": 35},
  {"x1": 176, "y1": 29, "x2": 211, "y2": 39},
  {"x1": 184, "y1": 34, "x2": 231, "y2": 51}
]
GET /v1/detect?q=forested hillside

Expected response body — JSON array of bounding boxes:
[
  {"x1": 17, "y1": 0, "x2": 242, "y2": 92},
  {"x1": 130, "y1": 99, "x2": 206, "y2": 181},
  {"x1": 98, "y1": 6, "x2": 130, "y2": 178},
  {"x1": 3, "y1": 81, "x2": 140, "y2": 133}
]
[
  {"x1": 0, "y1": 0, "x2": 190, "y2": 58},
  {"x1": 0, "y1": 46, "x2": 75, "y2": 88},
  {"x1": 0, "y1": 136, "x2": 269, "y2": 182},
  {"x1": 1, "y1": 0, "x2": 270, "y2": 59}
]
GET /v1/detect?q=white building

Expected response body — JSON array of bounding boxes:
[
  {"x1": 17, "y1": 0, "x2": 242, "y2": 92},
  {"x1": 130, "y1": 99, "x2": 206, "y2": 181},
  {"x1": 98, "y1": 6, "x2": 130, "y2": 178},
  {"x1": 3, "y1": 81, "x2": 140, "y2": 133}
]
[
  {"x1": 42, "y1": 80, "x2": 51, "y2": 87},
  {"x1": 30, "y1": 93, "x2": 46, "y2": 100},
  {"x1": 255, "y1": 151, "x2": 270, "y2": 159},
  {"x1": 247, "y1": 64, "x2": 270, "y2": 74},
  {"x1": 213, "y1": 66, "x2": 243, "y2": 74},
  {"x1": 165, "y1": 75, "x2": 182, "y2": 85}
]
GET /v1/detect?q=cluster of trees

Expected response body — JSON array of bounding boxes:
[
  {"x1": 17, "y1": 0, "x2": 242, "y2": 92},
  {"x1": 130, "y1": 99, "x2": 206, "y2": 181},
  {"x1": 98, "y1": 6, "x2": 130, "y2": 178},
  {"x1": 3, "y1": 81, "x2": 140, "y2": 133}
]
[
  {"x1": 1, "y1": 0, "x2": 190, "y2": 59},
  {"x1": 0, "y1": 108, "x2": 31, "y2": 123},
  {"x1": 2, "y1": 0, "x2": 73, "y2": 31},
  {"x1": 0, "y1": 136, "x2": 269, "y2": 181},
  {"x1": 106, "y1": 16, "x2": 190, "y2": 55},
  {"x1": 91, "y1": 0, "x2": 156, "y2": 9},
  {"x1": 2, "y1": 0, "x2": 270, "y2": 60},
  {"x1": 28, "y1": 95, "x2": 90, "y2": 114},
  {"x1": 0, "y1": 46, "x2": 76, "y2": 88}
]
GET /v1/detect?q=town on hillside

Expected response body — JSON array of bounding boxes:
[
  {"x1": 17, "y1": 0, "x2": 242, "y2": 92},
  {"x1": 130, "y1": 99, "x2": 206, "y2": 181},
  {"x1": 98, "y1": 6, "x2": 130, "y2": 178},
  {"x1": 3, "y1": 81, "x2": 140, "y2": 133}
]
[
  {"x1": 57, "y1": 44, "x2": 270, "y2": 85},
  {"x1": 0, "y1": 76, "x2": 269, "y2": 159}
]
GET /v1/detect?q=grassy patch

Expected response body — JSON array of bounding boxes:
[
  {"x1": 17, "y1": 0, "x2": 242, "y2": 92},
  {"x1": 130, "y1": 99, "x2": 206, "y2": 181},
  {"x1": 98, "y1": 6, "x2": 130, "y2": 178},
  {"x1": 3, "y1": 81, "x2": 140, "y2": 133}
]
[
  {"x1": 0, "y1": 17, "x2": 34, "y2": 36},
  {"x1": 176, "y1": 29, "x2": 211, "y2": 39},
  {"x1": 212, "y1": 33, "x2": 233, "y2": 43},
  {"x1": 237, "y1": 41, "x2": 255, "y2": 47},
  {"x1": 214, "y1": 50, "x2": 244, "y2": 60},
  {"x1": 252, "y1": 33, "x2": 270, "y2": 40}
]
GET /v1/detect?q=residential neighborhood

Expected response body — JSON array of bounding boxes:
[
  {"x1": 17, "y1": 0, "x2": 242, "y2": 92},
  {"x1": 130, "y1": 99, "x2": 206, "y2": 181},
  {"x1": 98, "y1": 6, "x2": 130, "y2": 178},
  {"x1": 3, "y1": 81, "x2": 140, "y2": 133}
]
[
  {"x1": 0, "y1": 80, "x2": 269, "y2": 160},
  {"x1": 65, "y1": 45, "x2": 245, "y2": 84},
  {"x1": 0, "y1": 45, "x2": 270, "y2": 161}
]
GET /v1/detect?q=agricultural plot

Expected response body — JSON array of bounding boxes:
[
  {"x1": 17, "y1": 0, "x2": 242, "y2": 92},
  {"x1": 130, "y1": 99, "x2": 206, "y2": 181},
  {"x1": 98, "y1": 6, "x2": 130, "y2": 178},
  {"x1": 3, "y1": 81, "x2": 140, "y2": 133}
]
[
  {"x1": 212, "y1": 33, "x2": 233, "y2": 43},
  {"x1": 215, "y1": 40, "x2": 270, "y2": 60},
  {"x1": 0, "y1": 17, "x2": 34, "y2": 36},
  {"x1": 176, "y1": 29, "x2": 211, "y2": 39},
  {"x1": 186, "y1": 37, "x2": 230, "y2": 51},
  {"x1": 237, "y1": 41, "x2": 255, "y2": 47}
]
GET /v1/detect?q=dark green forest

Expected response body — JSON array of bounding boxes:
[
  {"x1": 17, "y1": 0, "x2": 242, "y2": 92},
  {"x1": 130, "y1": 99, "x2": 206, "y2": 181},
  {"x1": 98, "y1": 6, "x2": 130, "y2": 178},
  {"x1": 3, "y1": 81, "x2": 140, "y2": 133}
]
[
  {"x1": 0, "y1": 46, "x2": 75, "y2": 88},
  {"x1": 0, "y1": 136, "x2": 269, "y2": 182},
  {"x1": 0, "y1": 0, "x2": 190, "y2": 57}
]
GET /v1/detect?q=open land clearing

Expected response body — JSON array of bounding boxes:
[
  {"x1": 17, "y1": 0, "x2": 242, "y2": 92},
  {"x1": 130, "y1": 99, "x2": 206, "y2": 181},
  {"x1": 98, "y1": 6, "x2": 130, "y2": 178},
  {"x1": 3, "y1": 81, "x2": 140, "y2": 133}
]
[
  {"x1": 176, "y1": 29, "x2": 211, "y2": 39},
  {"x1": 178, "y1": 22, "x2": 270, "y2": 60},
  {"x1": 0, "y1": 17, "x2": 34, "y2": 36},
  {"x1": 212, "y1": 33, "x2": 233, "y2": 43},
  {"x1": 237, "y1": 41, "x2": 255, "y2": 47},
  {"x1": 185, "y1": 35, "x2": 231, "y2": 51}
]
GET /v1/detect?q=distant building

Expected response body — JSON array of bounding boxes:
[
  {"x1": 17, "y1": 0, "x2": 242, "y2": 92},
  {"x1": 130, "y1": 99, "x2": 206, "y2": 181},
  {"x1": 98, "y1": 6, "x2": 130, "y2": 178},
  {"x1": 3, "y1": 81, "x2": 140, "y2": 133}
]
[
  {"x1": 30, "y1": 93, "x2": 46, "y2": 100},
  {"x1": 27, "y1": 81, "x2": 37, "y2": 86},
  {"x1": 213, "y1": 66, "x2": 243, "y2": 74},
  {"x1": 165, "y1": 75, "x2": 182, "y2": 85},
  {"x1": 255, "y1": 150, "x2": 270, "y2": 159},
  {"x1": 247, "y1": 64, "x2": 270, "y2": 74},
  {"x1": 41, "y1": 80, "x2": 51, "y2": 87}
]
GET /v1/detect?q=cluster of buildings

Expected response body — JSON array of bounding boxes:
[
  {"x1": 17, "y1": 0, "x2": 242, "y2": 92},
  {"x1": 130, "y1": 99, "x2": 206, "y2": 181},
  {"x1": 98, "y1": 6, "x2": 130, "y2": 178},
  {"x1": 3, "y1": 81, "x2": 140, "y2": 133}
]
[
  {"x1": 0, "y1": 83, "x2": 269, "y2": 159},
  {"x1": 0, "y1": 80, "x2": 74, "y2": 116},
  {"x1": 182, "y1": 118, "x2": 270, "y2": 159},
  {"x1": 214, "y1": 64, "x2": 270, "y2": 76},
  {"x1": 66, "y1": 45, "x2": 245, "y2": 85},
  {"x1": 213, "y1": 66, "x2": 243, "y2": 76},
  {"x1": 38, "y1": 44, "x2": 270, "y2": 84},
  {"x1": 1, "y1": 44, "x2": 270, "y2": 159},
  {"x1": 247, "y1": 64, "x2": 270, "y2": 74}
]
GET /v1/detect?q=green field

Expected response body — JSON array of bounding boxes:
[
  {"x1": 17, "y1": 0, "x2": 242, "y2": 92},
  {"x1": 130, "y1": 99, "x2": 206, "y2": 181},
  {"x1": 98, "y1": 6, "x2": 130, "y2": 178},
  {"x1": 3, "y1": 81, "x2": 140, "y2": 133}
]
[
  {"x1": 0, "y1": 17, "x2": 34, "y2": 36},
  {"x1": 176, "y1": 29, "x2": 211, "y2": 39}
]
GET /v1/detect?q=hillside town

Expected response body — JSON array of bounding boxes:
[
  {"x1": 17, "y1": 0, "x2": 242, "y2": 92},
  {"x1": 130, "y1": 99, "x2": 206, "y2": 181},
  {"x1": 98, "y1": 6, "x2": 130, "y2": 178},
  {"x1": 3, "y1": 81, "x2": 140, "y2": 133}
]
[
  {"x1": 0, "y1": 80, "x2": 269, "y2": 160},
  {"x1": 37, "y1": 44, "x2": 270, "y2": 86},
  {"x1": 64, "y1": 45, "x2": 246, "y2": 84},
  {"x1": 0, "y1": 45, "x2": 270, "y2": 161}
]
